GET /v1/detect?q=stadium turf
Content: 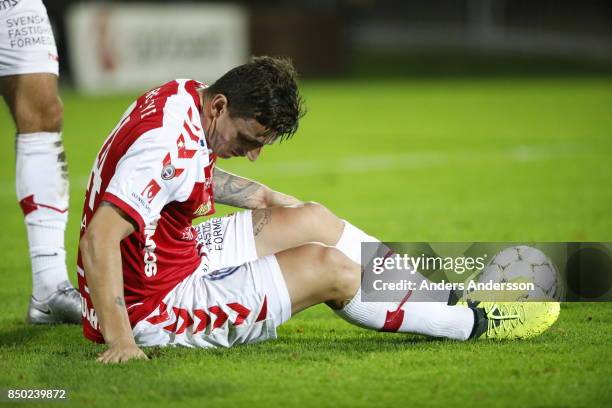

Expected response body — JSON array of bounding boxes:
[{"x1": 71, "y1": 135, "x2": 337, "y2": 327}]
[{"x1": 0, "y1": 77, "x2": 611, "y2": 407}]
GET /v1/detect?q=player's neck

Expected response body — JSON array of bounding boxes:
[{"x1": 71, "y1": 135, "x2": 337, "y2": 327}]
[
  {"x1": 197, "y1": 88, "x2": 215, "y2": 152},
  {"x1": 197, "y1": 88, "x2": 208, "y2": 136}
]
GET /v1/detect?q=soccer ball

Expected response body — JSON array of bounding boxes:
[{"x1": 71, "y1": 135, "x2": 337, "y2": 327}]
[{"x1": 466, "y1": 245, "x2": 564, "y2": 302}]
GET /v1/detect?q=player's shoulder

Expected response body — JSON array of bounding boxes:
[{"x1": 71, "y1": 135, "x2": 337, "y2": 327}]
[
  {"x1": 155, "y1": 79, "x2": 203, "y2": 116},
  {"x1": 132, "y1": 79, "x2": 201, "y2": 128},
  {"x1": 151, "y1": 79, "x2": 206, "y2": 99}
]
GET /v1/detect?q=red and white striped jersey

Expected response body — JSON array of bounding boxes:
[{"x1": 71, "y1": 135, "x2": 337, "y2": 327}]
[{"x1": 77, "y1": 79, "x2": 217, "y2": 343}]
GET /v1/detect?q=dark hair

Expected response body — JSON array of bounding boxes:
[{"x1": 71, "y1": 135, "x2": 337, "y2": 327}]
[{"x1": 207, "y1": 56, "x2": 305, "y2": 141}]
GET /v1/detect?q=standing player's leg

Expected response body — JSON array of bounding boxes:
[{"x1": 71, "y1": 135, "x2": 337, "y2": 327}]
[
  {"x1": 1, "y1": 74, "x2": 78, "y2": 323},
  {"x1": 0, "y1": 0, "x2": 79, "y2": 323}
]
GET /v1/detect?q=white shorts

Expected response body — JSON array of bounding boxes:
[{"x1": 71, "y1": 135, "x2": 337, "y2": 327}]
[
  {"x1": 0, "y1": 0, "x2": 59, "y2": 77},
  {"x1": 132, "y1": 211, "x2": 292, "y2": 348}
]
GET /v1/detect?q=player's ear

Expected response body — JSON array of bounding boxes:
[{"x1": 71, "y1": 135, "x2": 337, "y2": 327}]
[{"x1": 210, "y1": 94, "x2": 228, "y2": 118}]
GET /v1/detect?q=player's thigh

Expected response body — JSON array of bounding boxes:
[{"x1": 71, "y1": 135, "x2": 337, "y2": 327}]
[
  {"x1": 253, "y1": 202, "x2": 344, "y2": 258},
  {"x1": 195, "y1": 206, "x2": 342, "y2": 270},
  {"x1": 275, "y1": 243, "x2": 360, "y2": 314},
  {"x1": 0, "y1": 73, "x2": 63, "y2": 132}
]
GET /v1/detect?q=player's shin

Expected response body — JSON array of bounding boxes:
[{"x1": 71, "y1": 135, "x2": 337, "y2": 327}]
[
  {"x1": 16, "y1": 132, "x2": 70, "y2": 300},
  {"x1": 334, "y1": 290, "x2": 475, "y2": 340}
]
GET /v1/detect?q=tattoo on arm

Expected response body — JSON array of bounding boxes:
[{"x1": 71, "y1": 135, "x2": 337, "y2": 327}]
[
  {"x1": 213, "y1": 168, "x2": 266, "y2": 209},
  {"x1": 252, "y1": 208, "x2": 272, "y2": 237},
  {"x1": 115, "y1": 296, "x2": 125, "y2": 307}
]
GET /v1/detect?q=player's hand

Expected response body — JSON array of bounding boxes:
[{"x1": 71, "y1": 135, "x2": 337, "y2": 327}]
[{"x1": 97, "y1": 336, "x2": 148, "y2": 364}]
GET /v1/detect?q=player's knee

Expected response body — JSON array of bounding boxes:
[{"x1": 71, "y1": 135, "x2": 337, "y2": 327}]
[
  {"x1": 320, "y1": 247, "x2": 360, "y2": 300},
  {"x1": 302, "y1": 201, "x2": 331, "y2": 220},
  {"x1": 299, "y1": 201, "x2": 343, "y2": 244},
  {"x1": 17, "y1": 95, "x2": 64, "y2": 132},
  {"x1": 40, "y1": 96, "x2": 63, "y2": 131}
]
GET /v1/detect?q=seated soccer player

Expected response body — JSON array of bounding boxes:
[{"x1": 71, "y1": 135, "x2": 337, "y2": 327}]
[{"x1": 77, "y1": 57, "x2": 560, "y2": 363}]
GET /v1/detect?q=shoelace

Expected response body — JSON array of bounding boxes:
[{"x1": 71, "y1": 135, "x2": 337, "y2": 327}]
[
  {"x1": 486, "y1": 303, "x2": 526, "y2": 338},
  {"x1": 59, "y1": 286, "x2": 81, "y2": 301}
]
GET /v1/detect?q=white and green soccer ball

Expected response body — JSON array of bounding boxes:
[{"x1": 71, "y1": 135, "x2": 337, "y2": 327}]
[{"x1": 467, "y1": 245, "x2": 565, "y2": 302}]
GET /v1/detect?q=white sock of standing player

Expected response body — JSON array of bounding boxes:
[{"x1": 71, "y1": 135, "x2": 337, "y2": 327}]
[
  {"x1": 334, "y1": 220, "x2": 475, "y2": 340},
  {"x1": 16, "y1": 132, "x2": 71, "y2": 300}
]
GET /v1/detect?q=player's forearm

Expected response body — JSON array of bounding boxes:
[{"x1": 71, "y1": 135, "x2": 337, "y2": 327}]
[
  {"x1": 262, "y1": 188, "x2": 303, "y2": 207},
  {"x1": 213, "y1": 168, "x2": 266, "y2": 208},
  {"x1": 80, "y1": 235, "x2": 135, "y2": 346},
  {"x1": 213, "y1": 168, "x2": 301, "y2": 209}
]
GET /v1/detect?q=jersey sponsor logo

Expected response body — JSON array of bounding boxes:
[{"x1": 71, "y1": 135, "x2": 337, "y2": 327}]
[
  {"x1": 193, "y1": 199, "x2": 211, "y2": 217},
  {"x1": 197, "y1": 217, "x2": 224, "y2": 250},
  {"x1": 205, "y1": 266, "x2": 240, "y2": 281},
  {"x1": 143, "y1": 220, "x2": 159, "y2": 278},
  {"x1": 130, "y1": 191, "x2": 151, "y2": 212},
  {"x1": 181, "y1": 227, "x2": 196, "y2": 241},
  {"x1": 161, "y1": 164, "x2": 176, "y2": 180},
  {"x1": 6, "y1": 13, "x2": 55, "y2": 48},
  {"x1": 141, "y1": 179, "x2": 161, "y2": 204},
  {"x1": 161, "y1": 153, "x2": 184, "y2": 180}
]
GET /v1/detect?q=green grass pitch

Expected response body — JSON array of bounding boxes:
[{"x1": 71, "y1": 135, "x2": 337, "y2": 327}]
[{"x1": 0, "y1": 77, "x2": 611, "y2": 407}]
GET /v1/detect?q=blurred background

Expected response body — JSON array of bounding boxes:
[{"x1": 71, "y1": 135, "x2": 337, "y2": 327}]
[
  {"x1": 2, "y1": 0, "x2": 609, "y2": 241},
  {"x1": 47, "y1": 0, "x2": 612, "y2": 91}
]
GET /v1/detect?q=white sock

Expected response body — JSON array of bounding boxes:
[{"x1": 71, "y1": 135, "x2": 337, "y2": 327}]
[
  {"x1": 338, "y1": 290, "x2": 474, "y2": 340},
  {"x1": 334, "y1": 220, "x2": 378, "y2": 265},
  {"x1": 334, "y1": 221, "x2": 475, "y2": 340},
  {"x1": 16, "y1": 132, "x2": 70, "y2": 300}
]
